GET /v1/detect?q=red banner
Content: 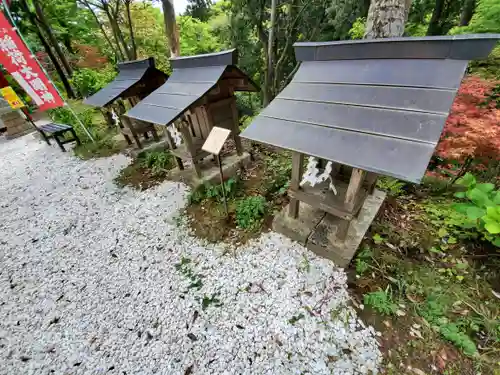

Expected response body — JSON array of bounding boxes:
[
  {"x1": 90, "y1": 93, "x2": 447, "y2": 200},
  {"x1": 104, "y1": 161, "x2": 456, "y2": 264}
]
[{"x1": 0, "y1": 11, "x2": 64, "y2": 111}]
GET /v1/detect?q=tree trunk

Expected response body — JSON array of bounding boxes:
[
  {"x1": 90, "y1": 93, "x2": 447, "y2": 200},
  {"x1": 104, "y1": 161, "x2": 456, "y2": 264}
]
[
  {"x1": 18, "y1": 0, "x2": 75, "y2": 98},
  {"x1": 32, "y1": 0, "x2": 74, "y2": 77},
  {"x1": 426, "y1": 0, "x2": 445, "y2": 35},
  {"x1": 103, "y1": 4, "x2": 128, "y2": 61},
  {"x1": 161, "y1": 0, "x2": 180, "y2": 57},
  {"x1": 460, "y1": 0, "x2": 476, "y2": 26},
  {"x1": 125, "y1": 1, "x2": 138, "y2": 60},
  {"x1": 82, "y1": 0, "x2": 123, "y2": 61},
  {"x1": 365, "y1": 0, "x2": 410, "y2": 38},
  {"x1": 263, "y1": 0, "x2": 277, "y2": 107}
]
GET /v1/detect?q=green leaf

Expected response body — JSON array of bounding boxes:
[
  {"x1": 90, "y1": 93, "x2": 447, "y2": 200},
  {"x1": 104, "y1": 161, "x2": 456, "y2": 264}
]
[
  {"x1": 493, "y1": 237, "x2": 500, "y2": 247},
  {"x1": 486, "y1": 206, "x2": 500, "y2": 221},
  {"x1": 493, "y1": 192, "x2": 500, "y2": 205},
  {"x1": 475, "y1": 183, "x2": 495, "y2": 193},
  {"x1": 455, "y1": 262, "x2": 468, "y2": 270},
  {"x1": 453, "y1": 191, "x2": 466, "y2": 199},
  {"x1": 429, "y1": 246, "x2": 442, "y2": 253},
  {"x1": 484, "y1": 222, "x2": 500, "y2": 234},
  {"x1": 466, "y1": 188, "x2": 491, "y2": 207},
  {"x1": 372, "y1": 233, "x2": 384, "y2": 244},
  {"x1": 447, "y1": 236, "x2": 457, "y2": 244},
  {"x1": 456, "y1": 173, "x2": 476, "y2": 188},
  {"x1": 466, "y1": 206, "x2": 486, "y2": 220},
  {"x1": 438, "y1": 228, "x2": 448, "y2": 237},
  {"x1": 452, "y1": 203, "x2": 476, "y2": 214}
]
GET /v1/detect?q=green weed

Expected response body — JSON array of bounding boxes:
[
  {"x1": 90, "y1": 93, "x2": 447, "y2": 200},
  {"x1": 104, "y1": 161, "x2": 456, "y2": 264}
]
[
  {"x1": 376, "y1": 177, "x2": 407, "y2": 197},
  {"x1": 200, "y1": 293, "x2": 223, "y2": 310},
  {"x1": 139, "y1": 150, "x2": 173, "y2": 176},
  {"x1": 187, "y1": 178, "x2": 239, "y2": 204},
  {"x1": 174, "y1": 257, "x2": 204, "y2": 291},
  {"x1": 235, "y1": 195, "x2": 267, "y2": 230},
  {"x1": 355, "y1": 246, "x2": 373, "y2": 275},
  {"x1": 288, "y1": 313, "x2": 305, "y2": 325},
  {"x1": 363, "y1": 288, "x2": 398, "y2": 315}
]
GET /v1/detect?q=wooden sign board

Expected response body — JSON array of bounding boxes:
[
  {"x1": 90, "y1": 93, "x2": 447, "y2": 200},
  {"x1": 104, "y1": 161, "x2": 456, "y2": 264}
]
[{"x1": 202, "y1": 126, "x2": 231, "y2": 155}]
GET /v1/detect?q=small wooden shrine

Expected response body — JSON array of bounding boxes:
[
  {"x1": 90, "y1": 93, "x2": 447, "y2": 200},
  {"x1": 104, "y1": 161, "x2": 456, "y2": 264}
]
[
  {"x1": 84, "y1": 57, "x2": 168, "y2": 148},
  {"x1": 241, "y1": 35, "x2": 500, "y2": 266},
  {"x1": 125, "y1": 49, "x2": 257, "y2": 178}
]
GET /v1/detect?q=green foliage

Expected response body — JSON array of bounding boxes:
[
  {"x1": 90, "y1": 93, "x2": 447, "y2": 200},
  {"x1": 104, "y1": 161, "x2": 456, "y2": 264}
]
[
  {"x1": 139, "y1": 151, "x2": 173, "y2": 176},
  {"x1": 188, "y1": 178, "x2": 239, "y2": 204},
  {"x1": 327, "y1": 0, "x2": 370, "y2": 40},
  {"x1": 178, "y1": 16, "x2": 223, "y2": 56},
  {"x1": 235, "y1": 195, "x2": 267, "y2": 230},
  {"x1": 376, "y1": 177, "x2": 406, "y2": 197},
  {"x1": 348, "y1": 17, "x2": 365, "y2": 39},
  {"x1": 355, "y1": 246, "x2": 372, "y2": 275},
  {"x1": 418, "y1": 295, "x2": 478, "y2": 357},
  {"x1": 263, "y1": 154, "x2": 292, "y2": 196},
  {"x1": 481, "y1": 83, "x2": 500, "y2": 109},
  {"x1": 451, "y1": 0, "x2": 500, "y2": 34},
  {"x1": 185, "y1": 0, "x2": 213, "y2": 21},
  {"x1": 48, "y1": 104, "x2": 102, "y2": 144},
  {"x1": 73, "y1": 136, "x2": 121, "y2": 160},
  {"x1": 71, "y1": 67, "x2": 116, "y2": 97},
  {"x1": 452, "y1": 173, "x2": 500, "y2": 247},
  {"x1": 439, "y1": 323, "x2": 478, "y2": 357},
  {"x1": 363, "y1": 289, "x2": 398, "y2": 315}
]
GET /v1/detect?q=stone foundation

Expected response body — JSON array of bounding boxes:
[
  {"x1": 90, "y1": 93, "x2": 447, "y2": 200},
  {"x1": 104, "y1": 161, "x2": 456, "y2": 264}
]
[
  {"x1": 273, "y1": 189, "x2": 386, "y2": 267},
  {"x1": 2, "y1": 110, "x2": 33, "y2": 139}
]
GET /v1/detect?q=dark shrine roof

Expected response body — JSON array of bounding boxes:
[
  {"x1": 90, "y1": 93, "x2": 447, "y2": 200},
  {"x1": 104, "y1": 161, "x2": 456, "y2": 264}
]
[
  {"x1": 125, "y1": 49, "x2": 257, "y2": 126},
  {"x1": 240, "y1": 34, "x2": 500, "y2": 183},
  {"x1": 83, "y1": 57, "x2": 167, "y2": 107}
]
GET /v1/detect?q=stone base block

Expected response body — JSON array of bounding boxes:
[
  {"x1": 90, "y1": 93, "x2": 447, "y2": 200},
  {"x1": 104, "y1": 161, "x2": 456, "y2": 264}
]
[
  {"x1": 272, "y1": 202, "x2": 325, "y2": 245},
  {"x1": 169, "y1": 151, "x2": 251, "y2": 189},
  {"x1": 273, "y1": 190, "x2": 386, "y2": 267}
]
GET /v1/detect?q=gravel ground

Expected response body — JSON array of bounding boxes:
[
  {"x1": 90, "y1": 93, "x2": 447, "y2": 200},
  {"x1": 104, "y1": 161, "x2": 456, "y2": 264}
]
[{"x1": 0, "y1": 136, "x2": 382, "y2": 375}]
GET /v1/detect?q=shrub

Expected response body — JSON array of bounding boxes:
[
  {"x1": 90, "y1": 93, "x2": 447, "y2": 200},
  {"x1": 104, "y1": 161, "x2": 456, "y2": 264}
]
[
  {"x1": 139, "y1": 151, "x2": 173, "y2": 176},
  {"x1": 71, "y1": 67, "x2": 116, "y2": 97},
  {"x1": 48, "y1": 105, "x2": 100, "y2": 143},
  {"x1": 434, "y1": 76, "x2": 500, "y2": 175},
  {"x1": 236, "y1": 195, "x2": 267, "y2": 230},
  {"x1": 452, "y1": 172, "x2": 500, "y2": 247}
]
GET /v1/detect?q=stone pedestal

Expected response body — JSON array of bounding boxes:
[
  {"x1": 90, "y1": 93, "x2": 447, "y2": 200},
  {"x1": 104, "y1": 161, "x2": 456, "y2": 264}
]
[
  {"x1": 273, "y1": 189, "x2": 386, "y2": 267},
  {"x1": 169, "y1": 151, "x2": 252, "y2": 189},
  {"x1": 2, "y1": 110, "x2": 33, "y2": 139}
]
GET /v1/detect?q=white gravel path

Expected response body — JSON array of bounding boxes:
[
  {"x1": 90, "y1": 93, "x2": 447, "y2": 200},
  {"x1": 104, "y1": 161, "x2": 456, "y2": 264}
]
[{"x1": 0, "y1": 135, "x2": 382, "y2": 375}]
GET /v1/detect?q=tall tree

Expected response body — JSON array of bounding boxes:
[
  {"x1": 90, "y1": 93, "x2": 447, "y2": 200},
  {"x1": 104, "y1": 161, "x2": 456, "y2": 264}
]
[
  {"x1": 185, "y1": 0, "x2": 212, "y2": 22},
  {"x1": 365, "y1": 0, "x2": 412, "y2": 38},
  {"x1": 32, "y1": 0, "x2": 74, "y2": 76},
  {"x1": 124, "y1": 0, "x2": 138, "y2": 59},
  {"x1": 459, "y1": 0, "x2": 476, "y2": 26},
  {"x1": 79, "y1": 0, "x2": 123, "y2": 60},
  {"x1": 264, "y1": 0, "x2": 277, "y2": 106},
  {"x1": 161, "y1": 0, "x2": 180, "y2": 57},
  {"x1": 15, "y1": 0, "x2": 76, "y2": 98},
  {"x1": 426, "y1": 0, "x2": 463, "y2": 35}
]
